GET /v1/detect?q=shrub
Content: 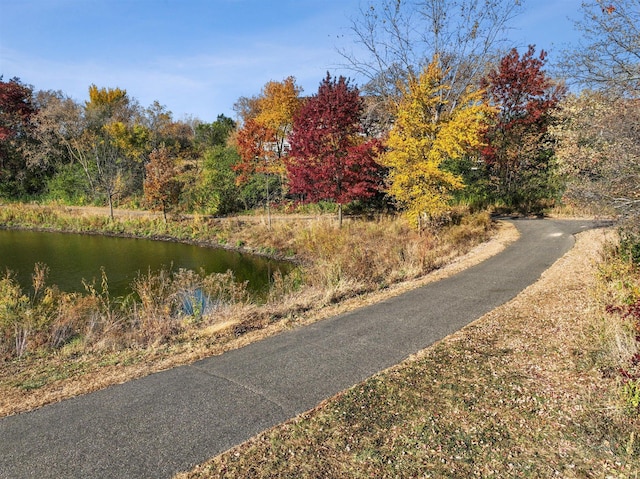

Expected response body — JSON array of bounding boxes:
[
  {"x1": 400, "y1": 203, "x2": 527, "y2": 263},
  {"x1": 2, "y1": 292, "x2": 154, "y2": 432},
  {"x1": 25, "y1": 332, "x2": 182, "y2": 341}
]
[
  {"x1": 597, "y1": 236, "x2": 640, "y2": 414},
  {"x1": 619, "y1": 231, "x2": 640, "y2": 266}
]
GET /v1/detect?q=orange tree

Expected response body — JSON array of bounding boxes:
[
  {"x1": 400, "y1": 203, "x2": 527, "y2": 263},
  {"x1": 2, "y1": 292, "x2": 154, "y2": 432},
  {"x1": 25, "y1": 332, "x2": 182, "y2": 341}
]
[
  {"x1": 143, "y1": 146, "x2": 181, "y2": 222},
  {"x1": 233, "y1": 77, "x2": 302, "y2": 219}
]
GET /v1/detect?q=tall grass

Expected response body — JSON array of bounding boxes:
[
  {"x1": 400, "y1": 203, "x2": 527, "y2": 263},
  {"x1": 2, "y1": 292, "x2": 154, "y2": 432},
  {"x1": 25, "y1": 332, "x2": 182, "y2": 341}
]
[
  {"x1": 0, "y1": 204, "x2": 493, "y2": 362},
  {"x1": 588, "y1": 236, "x2": 640, "y2": 414},
  {"x1": 0, "y1": 264, "x2": 256, "y2": 359}
]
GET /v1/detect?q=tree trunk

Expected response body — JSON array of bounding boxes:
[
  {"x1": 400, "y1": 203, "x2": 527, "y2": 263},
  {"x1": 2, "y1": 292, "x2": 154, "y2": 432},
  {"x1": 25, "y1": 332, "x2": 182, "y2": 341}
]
[
  {"x1": 107, "y1": 193, "x2": 114, "y2": 221},
  {"x1": 338, "y1": 203, "x2": 343, "y2": 228},
  {"x1": 266, "y1": 174, "x2": 272, "y2": 230}
]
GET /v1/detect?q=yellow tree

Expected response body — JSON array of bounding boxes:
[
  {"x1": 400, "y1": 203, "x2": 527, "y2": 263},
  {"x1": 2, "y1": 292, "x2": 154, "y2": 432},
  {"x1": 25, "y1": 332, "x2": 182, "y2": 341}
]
[
  {"x1": 255, "y1": 76, "x2": 302, "y2": 166},
  {"x1": 382, "y1": 58, "x2": 494, "y2": 229},
  {"x1": 233, "y1": 76, "x2": 302, "y2": 226}
]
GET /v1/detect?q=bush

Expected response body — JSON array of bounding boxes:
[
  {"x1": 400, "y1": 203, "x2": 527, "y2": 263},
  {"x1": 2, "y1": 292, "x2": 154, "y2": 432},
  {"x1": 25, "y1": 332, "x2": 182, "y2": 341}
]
[
  {"x1": 597, "y1": 236, "x2": 640, "y2": 414},
  {"x1": 44, "y1": 163, "x2": 92, "y2": 205},
  {"x1": 619, "y1": 231, "x2": 640, "y2": 266}
]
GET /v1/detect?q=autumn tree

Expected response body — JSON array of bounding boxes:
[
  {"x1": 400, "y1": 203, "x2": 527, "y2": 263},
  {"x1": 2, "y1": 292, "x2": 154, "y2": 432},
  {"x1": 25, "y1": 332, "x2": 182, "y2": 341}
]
[
  {"x1": 287, "y1": 73, "x2": 384, "y2": 226},
  {"x1": 0, "y1": 77, "x2": 39, "y2": 197},
  {"x1": 381, "y1": 58, "x2": 494, "y2": 228},
  {"x1": 233, "y1": 77, "x2": 302, "y2": 225},
  {"x1": 552, "y1": 91, "x2": 640, "y2": 230},
  {"x1": 144, "y1": 146, "x2": 182, "y2": 222},
  {"x1": 481, "y1": 46, "x2": 566, "y2": 212},
  {"x1": 28, "y1": 92, "x2": 99, "y2": 202},
  {"x1": 254, "y1": 77, "x2": 302, "y2": 162},
  {"x1": 85, "y1": 85, "x2": 143, "y2": 217},
  {"x1": 23, "y1": 91, "x2": 87, "y2": 202},
  {"x1": 233, "y1": 119, "x2": 273, "y2": 183},
  {"x1": 554, "y1": 1, "x2": 640, "y2": 231}
]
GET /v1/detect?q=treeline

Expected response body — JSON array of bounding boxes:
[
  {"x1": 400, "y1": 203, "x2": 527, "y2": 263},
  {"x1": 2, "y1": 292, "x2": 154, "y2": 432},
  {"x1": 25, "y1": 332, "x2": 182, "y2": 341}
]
[
  {"x1": 0, "y1": 0, "x2": 638, "y2": 233},
  {"x1": 0, "y1": 48, "x2": 561, "y2": 226}
]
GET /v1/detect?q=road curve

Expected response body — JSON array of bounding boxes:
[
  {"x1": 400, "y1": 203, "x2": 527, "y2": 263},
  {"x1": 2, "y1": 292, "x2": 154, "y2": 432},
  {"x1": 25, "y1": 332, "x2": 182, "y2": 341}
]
[{"x1": 0, "y1": 218, "x2": 608, "y2": 479}]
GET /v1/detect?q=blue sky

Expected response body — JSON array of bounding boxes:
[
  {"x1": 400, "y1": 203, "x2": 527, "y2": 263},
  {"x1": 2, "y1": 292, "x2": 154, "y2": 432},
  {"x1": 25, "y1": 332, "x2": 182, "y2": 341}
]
[{"x1": 1, "y1": 0, "x2": 583, "y2": 123}]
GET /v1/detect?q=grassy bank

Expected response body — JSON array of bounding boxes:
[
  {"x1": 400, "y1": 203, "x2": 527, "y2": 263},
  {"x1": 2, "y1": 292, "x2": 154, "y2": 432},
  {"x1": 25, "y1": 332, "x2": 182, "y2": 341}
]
[
  {"x1": 176, "y1": 228, "x2": 639, "y2": 478},
  {"x1": 0, "y1": 203, "x2": 496, "y2": 417}
]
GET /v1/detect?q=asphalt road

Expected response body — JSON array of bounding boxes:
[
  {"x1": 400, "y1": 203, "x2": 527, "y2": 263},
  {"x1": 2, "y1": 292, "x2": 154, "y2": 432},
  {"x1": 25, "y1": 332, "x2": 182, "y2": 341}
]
[{"x1": 0, "y1": 218, "x2": 608, "y2": 479}]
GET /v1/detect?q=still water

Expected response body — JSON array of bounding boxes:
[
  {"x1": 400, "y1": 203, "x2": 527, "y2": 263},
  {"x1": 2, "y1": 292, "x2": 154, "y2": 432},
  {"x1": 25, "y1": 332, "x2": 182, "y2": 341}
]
[{"x1": 0, "y1": 229, "x2": 292, "y2": 298}]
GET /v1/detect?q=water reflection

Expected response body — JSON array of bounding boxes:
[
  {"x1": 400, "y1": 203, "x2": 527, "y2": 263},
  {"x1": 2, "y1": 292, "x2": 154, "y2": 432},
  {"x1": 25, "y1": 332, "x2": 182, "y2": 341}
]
[{"x1": 0, "y1": 229, "x2": 292, "y2": 298}]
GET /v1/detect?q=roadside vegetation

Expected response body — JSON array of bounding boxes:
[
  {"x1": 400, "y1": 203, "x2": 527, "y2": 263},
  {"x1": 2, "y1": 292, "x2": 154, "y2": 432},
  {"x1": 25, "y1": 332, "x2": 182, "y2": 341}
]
[
  {"x1": 177, "y1": 228, "x2": 639, "y2": 478},
  {"x1": 0, "y1": 203, "x2": 495, "y2": 417}
]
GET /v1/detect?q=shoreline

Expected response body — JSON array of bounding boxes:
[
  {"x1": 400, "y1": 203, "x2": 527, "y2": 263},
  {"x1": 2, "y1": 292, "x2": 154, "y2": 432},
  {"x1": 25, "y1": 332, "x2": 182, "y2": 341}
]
[{"x1": 0, "y1": 205, "x2": 512, "y2": 417}]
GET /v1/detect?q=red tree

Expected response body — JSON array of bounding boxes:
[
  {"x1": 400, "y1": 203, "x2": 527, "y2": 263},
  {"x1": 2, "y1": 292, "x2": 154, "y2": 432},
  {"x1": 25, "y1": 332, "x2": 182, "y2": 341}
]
[
  {"x1": 286, "y1": 73, "x2": 384, "y2": 226},
  {"x1": 481, "y1": 45, "x2": 566, "y2": 210}
]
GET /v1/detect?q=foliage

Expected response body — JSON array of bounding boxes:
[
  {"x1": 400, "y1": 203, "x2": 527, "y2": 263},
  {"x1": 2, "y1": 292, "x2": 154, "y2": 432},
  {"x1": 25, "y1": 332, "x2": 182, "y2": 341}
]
[
  {"x1": 85, "y1": 84, "x2": 132, "y2": 126},
  {"x1": 238, "y1": 173, "x2": 281, "y2": 212},
  {"x1": 144, "y1": 146, "x2": 182, "y2": 221},
  {"x1": 22, "y1": 85, "x2": 202, "y2": 213},
  {"x1": 254, "y1": 76, "x2": 302, "y2": 163},
  {"x1": 232, "y1": 77, "x2": 302, "y2": 223},
  {"x1": 552, "y1": 90, "x2": 640, "y2": 230},
  {"x1": 481, "y1": 45, "x2": 566, "y2": 212},
  {"x1": 44, "y1": 162, "x2": 92, "y2": 204},
  {"x1": 0, "y1": 77, "x2": 40, "y2": 197},
  {"x1": 287, "y1": 73, "x2": 384, "y2": 226},
  {"x1": 596, "y1": 237, "x2": 640, "y2": 414},
  {"x1": 188, "y1": 146, "x2": 244, "y2": 215},
  {"x1": 233, "y1": 119, "x2": 274, "y2": 183},
  {"x1": 194, "y1": 114, "x2": 236, "y2": 150},
  {"x1": 382, "y1": 58, "x2": 494, "y2": 228}
]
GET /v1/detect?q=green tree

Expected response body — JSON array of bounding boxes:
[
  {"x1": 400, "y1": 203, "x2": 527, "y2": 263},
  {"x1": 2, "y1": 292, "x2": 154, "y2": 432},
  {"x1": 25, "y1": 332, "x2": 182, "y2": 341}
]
[
  {"x1": 195, "y1": 114, "x2": 236, "y2": 150},
  {"x1": 192, "y1": 146, "x2": 243, "y2": 215}
]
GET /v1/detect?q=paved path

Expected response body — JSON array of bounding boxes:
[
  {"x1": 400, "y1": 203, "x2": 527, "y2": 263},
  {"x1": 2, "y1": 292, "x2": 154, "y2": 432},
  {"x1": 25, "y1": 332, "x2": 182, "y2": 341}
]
[{"x1": 0, "y1": 218, "x2": 607, "y2": 479}]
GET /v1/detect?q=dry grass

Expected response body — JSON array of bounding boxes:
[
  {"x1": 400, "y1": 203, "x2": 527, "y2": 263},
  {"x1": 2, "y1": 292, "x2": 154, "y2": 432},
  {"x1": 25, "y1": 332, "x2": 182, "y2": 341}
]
[
  {"x1": 0, "y1": 207, "x2": 500, "y2": 417},
  {"x1": 176, "y1": 228, "x2": 639, "y2": 478}
]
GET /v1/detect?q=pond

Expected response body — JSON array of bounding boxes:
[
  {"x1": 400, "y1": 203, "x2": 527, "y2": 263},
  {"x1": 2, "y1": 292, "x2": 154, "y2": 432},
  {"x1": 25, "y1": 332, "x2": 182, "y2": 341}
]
[{"x1": 0, "y1": 229, "x2": 293, "y2": 299}]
